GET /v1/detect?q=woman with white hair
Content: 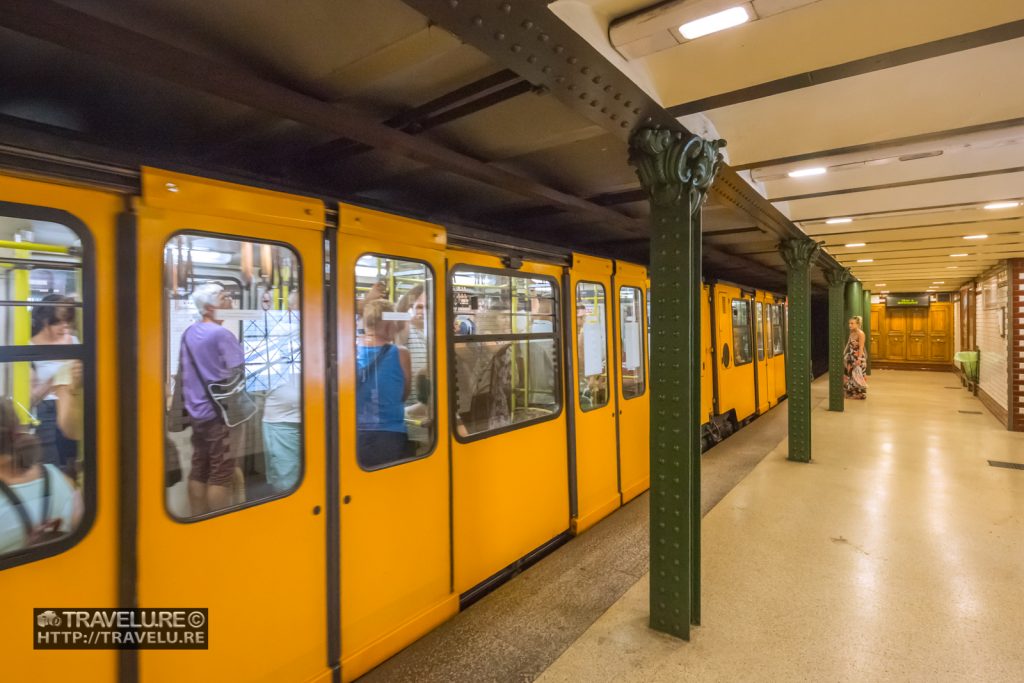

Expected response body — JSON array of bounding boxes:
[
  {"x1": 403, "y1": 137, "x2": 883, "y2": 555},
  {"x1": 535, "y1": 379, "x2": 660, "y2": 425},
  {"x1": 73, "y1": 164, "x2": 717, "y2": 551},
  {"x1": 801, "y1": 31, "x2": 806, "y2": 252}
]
[{"x1": 179, "y1": 282, "x2": 244, "y2": 513}]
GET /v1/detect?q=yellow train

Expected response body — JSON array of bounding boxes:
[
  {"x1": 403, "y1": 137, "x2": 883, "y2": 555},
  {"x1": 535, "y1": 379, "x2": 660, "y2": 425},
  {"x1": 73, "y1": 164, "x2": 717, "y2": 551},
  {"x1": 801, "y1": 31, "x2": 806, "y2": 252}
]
[{"x1": 0, "y1": 166, "x2": 784, "y2": 682}]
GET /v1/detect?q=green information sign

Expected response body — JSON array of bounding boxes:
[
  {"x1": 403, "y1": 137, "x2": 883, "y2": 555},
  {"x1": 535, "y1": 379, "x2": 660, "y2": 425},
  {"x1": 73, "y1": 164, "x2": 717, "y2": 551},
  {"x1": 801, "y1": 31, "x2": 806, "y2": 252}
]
[{"x1": 886, "y1": 293, "x2": 930, "y2": 307}]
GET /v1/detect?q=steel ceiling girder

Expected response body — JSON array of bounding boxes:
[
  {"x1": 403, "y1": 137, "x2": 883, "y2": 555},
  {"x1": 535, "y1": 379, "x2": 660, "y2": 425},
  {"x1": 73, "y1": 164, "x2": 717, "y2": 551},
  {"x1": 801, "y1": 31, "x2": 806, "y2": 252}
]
[{"x1": 400, "y1": 0, "x2": 847, "y2": 276}]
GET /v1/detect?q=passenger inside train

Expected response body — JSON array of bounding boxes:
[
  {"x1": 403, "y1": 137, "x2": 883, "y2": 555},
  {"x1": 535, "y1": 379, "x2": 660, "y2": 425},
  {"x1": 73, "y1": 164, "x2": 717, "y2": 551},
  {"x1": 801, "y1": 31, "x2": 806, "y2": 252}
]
[
  {"x1": 163, "y1": 236, "x2": 304, "y2": 517},
  {"x1": 0, "y1": 218, "x2": 85, "y2": 555}
]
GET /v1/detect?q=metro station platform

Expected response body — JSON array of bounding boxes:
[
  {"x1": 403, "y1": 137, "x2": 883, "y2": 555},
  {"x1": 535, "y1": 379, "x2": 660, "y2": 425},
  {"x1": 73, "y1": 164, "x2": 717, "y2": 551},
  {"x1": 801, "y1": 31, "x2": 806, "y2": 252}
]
[{"x1": 365, "y1": 371, "x2": 1024, "y2": 682}]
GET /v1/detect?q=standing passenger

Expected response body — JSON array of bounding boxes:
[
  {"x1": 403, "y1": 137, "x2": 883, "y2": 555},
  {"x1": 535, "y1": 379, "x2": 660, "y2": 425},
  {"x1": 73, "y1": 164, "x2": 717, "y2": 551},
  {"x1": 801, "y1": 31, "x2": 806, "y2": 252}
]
[
  {"x1": 180, "y1": 283, "x2": 244, "y2": 514},
  {"x1": 356, "y1": 300, "x2": 412, "y2": 468},
  {"x1": 844, "y1": 316, "x2": 867, "y2": 400},
  {"x1": 30, "y1": 295, "x2": 81, "y2": 479},
  {"x1": 261, "y1": 292, "x2": 301, "y2": 492}
]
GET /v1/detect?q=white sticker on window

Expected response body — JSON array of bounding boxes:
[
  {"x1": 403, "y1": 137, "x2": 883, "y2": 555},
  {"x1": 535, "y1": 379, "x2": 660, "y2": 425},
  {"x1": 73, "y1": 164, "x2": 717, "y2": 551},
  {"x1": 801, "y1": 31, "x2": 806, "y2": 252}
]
[
  {"x1": 582, "y1": 321, "x2": 605, "y2": 377},
  {"x1": 623, "y1": 321, "x2": 641, "y2": 370}
]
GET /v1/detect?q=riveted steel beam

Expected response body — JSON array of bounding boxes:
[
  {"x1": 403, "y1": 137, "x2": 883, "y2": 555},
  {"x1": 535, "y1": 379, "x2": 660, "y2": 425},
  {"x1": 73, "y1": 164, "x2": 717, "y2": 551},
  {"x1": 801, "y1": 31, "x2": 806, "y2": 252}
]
[
  {"x1": 825, "y1": 266, "x2": 850, "y2": 412},
  {"x1": 630, "y1": 128, "x2": 725, "y2": 639},
  {"x1": 780, "y1": 239, "x2": 821, "y2": 462},
  {"x1": 400, "y1": 0, "x2": 847, "y2": 276},
  {"x1": 0, "y1": 0, "x2": 642, "y2": 235}
]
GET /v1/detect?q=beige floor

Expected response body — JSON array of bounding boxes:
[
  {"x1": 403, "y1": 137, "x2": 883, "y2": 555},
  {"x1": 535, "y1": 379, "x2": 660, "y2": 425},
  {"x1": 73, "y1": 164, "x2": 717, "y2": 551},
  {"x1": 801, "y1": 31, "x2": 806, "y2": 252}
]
[{"x1": 538, "y1": 371, "x2": 1024, "y2": 682}]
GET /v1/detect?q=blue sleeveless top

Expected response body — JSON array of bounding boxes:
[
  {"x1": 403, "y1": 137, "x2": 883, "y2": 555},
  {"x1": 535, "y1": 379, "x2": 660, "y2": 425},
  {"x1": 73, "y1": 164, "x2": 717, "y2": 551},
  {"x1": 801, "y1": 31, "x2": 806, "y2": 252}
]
[{"x1": 356, "y1": 344, "x2": 405, "y2": 433}]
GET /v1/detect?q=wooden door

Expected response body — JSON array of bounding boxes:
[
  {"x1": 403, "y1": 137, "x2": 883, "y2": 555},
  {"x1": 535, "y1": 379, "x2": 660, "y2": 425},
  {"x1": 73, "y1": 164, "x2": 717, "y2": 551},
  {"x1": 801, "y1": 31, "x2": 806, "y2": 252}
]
[
  {"x1": 886, "y1": 308, "x2": 907, "y2": 360},
  {"x1": 870, "y1": 304, "x2": 884, "y2": 359},
  {"x1": 907, "y1": 309, "x2": 928, "y2": 360},
  {"x1": 929, "y1": 303, "x2": 951, "y2": 361}
]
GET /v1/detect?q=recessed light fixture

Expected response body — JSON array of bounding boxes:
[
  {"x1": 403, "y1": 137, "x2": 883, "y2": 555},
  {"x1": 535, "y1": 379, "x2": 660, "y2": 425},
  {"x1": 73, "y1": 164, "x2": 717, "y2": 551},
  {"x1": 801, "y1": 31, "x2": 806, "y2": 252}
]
[
  {"x1": 983, "y1": 201, "x2": 1021, "y2": 210},
  {"x1": 933, "y1": 281, "x2": 945, "y2": 284},
  {"x1": 679, "y1": 6, "x2": 751, "y2": 40},
  {"x1": 845, "y1": 242, "x2": 866, "y2": 247},
  {"x1": 950, "y1": 253, "x2": 969, "y2": 257},
  {"x1": 826, "y1": 217, "x2": 853, "y2": 224},
  {"x1": 856, "y1": 259, "x2": 873, "y2": 263},
  {"x1": 874, "y1": 283, "x2": 887, "y2": 286},
  {"x1": 947, "y1": 266, "x2": 959, "y2": 269},
  {"x1": 788, "y1": 167, "x2": 827, "y2": 178},
  {"x1": 963, "y1": 234, "x2": 988, "y2": 240}
]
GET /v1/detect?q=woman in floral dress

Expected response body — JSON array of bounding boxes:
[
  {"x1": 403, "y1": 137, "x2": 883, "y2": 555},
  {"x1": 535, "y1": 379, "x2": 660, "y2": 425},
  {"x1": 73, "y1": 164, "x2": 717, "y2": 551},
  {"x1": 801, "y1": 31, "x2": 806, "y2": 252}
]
[{"x1": 844, "y1": 316, "x2": 867, "y2": 399}]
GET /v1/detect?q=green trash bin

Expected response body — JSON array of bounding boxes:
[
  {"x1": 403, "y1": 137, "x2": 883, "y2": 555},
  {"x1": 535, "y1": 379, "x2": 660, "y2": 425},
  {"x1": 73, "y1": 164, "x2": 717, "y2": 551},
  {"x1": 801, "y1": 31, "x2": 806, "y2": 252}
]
[{"x1": 954, "y1": 350, "x2": 979, "y2": 384}]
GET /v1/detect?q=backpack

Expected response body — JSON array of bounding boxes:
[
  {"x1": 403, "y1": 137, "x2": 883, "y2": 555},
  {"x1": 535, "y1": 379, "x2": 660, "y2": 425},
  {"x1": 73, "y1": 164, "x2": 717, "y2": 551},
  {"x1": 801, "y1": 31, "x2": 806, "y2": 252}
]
[{"x1": 0, "y1": 466, "x2": 64, "y2": 547}]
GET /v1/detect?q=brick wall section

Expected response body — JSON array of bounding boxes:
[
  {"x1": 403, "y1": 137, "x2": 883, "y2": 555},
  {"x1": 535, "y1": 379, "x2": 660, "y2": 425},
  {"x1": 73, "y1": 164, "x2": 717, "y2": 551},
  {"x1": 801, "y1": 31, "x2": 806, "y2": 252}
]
[
  {"x1": 1010, "y1": 259, "x2": 1024, "y2": 431},
  {"x1": 977, "y1": 267, "x2": 1009, "y2": 412}
]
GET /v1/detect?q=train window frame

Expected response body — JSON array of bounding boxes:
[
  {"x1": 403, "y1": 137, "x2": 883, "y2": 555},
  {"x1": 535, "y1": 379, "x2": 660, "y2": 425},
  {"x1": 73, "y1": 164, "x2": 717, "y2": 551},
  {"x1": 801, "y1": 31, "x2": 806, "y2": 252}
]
[
  {"x1": 618, "y1": 285, "x2": 646, "y2": 400},
  {"x1": 448, "y1": 264, "x2": 563, "y2": 444},
  {"x1": 0, "y1": 201, "x2": 96, "y2": 573},
  {"x1": 771, "y1": 303, "x2": 786, "y2": 356},
  {"x1": 162, "y1": 230, "x2": 306, "y2": 524},
  {"x1": 575, "y1": 280, "x2": 610, "y2": 413},
  {"x1": 730, "y1": 298, "x2": 753, "y2": 367},
  {"x1": 354, "y1": 252, "x2": 438, "y2": 471}
]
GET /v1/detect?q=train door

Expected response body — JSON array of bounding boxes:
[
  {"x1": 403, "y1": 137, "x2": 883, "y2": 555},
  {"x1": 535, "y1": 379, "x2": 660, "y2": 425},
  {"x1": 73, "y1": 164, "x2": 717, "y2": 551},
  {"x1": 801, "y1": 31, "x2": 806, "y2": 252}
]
[
  {"x1": 753, "y1": 293, "x2": 770, "y2": 414},
  {"x1": 700, "y1": 285, "x2": 715, "y2": 429},
  {"x1": 712, "y1": 283, "x2": 756, "y2": 424},
  {"x1": 613, "y1": 262, "x2": 649, "y2": 504},
  {"x1": 768, "y1": 300, "x2": 787, "y2": 403},
  {"x1": 0, "y1": 172, "x2": 119, "y2": 680},
  {"x1": 337, "y1": 206, "x2": 455, "y2": 680},
  {"x1": 447, "y1": 250, "x2": 568, "y2": 593},
  {"x1": 570, "y1": 254, "x2": 619, "y2": 533},
  {"x1": 134, "y1": 169, "x2": 329, "y2": 683}
]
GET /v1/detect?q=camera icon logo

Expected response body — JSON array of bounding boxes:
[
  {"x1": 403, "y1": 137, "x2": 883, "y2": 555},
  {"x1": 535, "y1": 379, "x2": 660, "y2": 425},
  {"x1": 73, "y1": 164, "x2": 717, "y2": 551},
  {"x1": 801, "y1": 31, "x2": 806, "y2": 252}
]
[{"x1": 37, "y1": 610, "x2": 61, "y2": 628}]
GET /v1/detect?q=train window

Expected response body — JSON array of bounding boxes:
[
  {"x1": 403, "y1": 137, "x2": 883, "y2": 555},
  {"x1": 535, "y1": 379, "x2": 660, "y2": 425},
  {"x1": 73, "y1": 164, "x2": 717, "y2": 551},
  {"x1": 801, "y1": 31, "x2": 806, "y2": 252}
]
[
  {"x1": 576, "y1": 282, "x2": 609, "y2": 411},
  {"x1": 0, "y1": 212, "x2": 90, "y2": 567},
  {"x1": 771, "y1": 304, "x2": 785, "y2": 355},
  {"x1": 450, "y1": 267, "x2": 560, "y2": 439},
  {"x1": 731, "y1": 299, "x2": 752, "y2": 366},
  {"x1": 619, "y1": 286, "x2": 645, "y2": 399},
  {"x1": 755, "y1": 301, "x2": 765, "y2": 361},
  {"x1": 355, "y1": 255, "x2": 435, "y2": 469},
  {"x1": 164, "y1": 235, "x2": 303, "y2": 520}
]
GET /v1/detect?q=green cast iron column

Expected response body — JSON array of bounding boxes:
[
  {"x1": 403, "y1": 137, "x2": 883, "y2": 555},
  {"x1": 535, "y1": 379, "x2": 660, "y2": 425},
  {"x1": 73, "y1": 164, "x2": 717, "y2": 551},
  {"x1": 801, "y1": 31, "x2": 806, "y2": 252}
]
[
  {"x1": 862, "y1": 290, "x2": 872, "y2": 375},
  {"x1": 629, "y1": 129, "x2": 724, "y2": 640},
  {"x1": 845, "y1": 280, "x2": 864, "y2": 323},
  {"x1": 779, "y1": 239, "x2": 821, "y2": 462},
  {"x1": 826, "y1": 266, "x2": 850, "y2": 412}
]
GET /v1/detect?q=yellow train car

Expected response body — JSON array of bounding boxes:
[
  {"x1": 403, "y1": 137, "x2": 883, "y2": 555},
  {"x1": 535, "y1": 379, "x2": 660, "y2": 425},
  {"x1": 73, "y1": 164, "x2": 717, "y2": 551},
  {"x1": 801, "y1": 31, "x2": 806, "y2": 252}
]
[{"x1": 0, "y1": 163, "x2": 779, "y2": 683}]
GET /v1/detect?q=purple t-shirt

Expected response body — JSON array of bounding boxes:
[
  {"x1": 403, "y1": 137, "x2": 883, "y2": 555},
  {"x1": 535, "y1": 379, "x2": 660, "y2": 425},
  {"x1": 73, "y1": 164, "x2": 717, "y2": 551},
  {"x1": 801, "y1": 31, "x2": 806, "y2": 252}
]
[{"x1": 180, "y1": 322, "x2": 244, "y2": 422}]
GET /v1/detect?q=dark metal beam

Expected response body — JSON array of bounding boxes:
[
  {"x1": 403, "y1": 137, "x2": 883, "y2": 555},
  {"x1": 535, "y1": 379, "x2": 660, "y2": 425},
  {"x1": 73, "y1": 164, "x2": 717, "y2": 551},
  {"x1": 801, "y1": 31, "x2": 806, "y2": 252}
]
[
  {"x1": 668, "y1": 19, "x2": 1024, "y2": 116},
  {"x1": 300, "y1": 70, "x2": 534, "y2": 166},
  {"x1": 0, "y1": 0, "x2": 640, "y2": 233}
]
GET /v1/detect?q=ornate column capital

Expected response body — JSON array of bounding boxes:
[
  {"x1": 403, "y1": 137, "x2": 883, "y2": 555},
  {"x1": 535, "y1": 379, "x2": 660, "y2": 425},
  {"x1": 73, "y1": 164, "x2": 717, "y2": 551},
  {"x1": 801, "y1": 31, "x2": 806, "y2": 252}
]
[
  {"x1": 628, "y1": 128, "x2": 726, "y2": 212},
  {"x1": 779, "y1": 238, "x2": 821, "y2": 270},
  {"x1": 825, "y1": 265, "x2": 851, "y2": 287}
]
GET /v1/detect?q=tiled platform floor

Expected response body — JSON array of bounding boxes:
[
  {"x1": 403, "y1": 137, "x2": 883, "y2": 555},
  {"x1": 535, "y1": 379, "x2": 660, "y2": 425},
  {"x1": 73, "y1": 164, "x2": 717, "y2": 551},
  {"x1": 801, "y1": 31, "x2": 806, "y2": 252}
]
[{"x1": 539, "y1": 370, "x2": 1024, "y2": 682}]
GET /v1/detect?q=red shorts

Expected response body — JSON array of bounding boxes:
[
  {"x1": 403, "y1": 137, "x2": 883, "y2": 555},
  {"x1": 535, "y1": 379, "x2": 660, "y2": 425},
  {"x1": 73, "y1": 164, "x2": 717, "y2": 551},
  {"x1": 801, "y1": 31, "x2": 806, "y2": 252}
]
[{"x1": 188, "y1": 417, "x2": 234, "y2": 486}]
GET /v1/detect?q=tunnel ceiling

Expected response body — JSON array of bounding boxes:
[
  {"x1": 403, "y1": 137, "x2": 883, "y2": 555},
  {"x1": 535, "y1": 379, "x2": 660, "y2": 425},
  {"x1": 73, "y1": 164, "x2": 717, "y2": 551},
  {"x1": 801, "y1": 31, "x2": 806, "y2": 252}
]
[{"x1": 0, "y1": 0, "x2": 1020, "y2": 294}]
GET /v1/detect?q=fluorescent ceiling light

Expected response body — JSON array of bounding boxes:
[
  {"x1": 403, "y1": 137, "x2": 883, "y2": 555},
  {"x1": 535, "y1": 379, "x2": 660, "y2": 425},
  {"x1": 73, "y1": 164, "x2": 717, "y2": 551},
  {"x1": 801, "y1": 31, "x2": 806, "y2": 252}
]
[
  {"x1": 826, "y1": 218, "x2": 852, "y2": 224},
  {"x1": 874, "y1": 283, "x2": 886, "y2": 286},
  {"x1": 963, "y1": 234, "x2": 988, "y2": 240},
  {"x1": 679, "y1": 6, "x2": 750, "y2": 39},
  {"x1": 950, "y1": 253, "x2": 969, "y2": 257},
  {"x1": 983, "y1": 201, "x2": 1020, "y2": 210},
  {"x1": 933, "y1": 281, "x2": 945, "y2": 284},
  {"x1": 880, "y1": 291, "x2": 890, "y2": 294},
  {"x1": 947, "y1": 266, "x2": 959, "y2": 269},
  {"x1": 856, "y1": 259, "x2": 873, "y2": 263},
  {"x1": 788, "y1": 167, "x2": 827, "y2": 178},
  {"x1": 845, "y1": 242, "x2": 866, "y2": 247}
]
